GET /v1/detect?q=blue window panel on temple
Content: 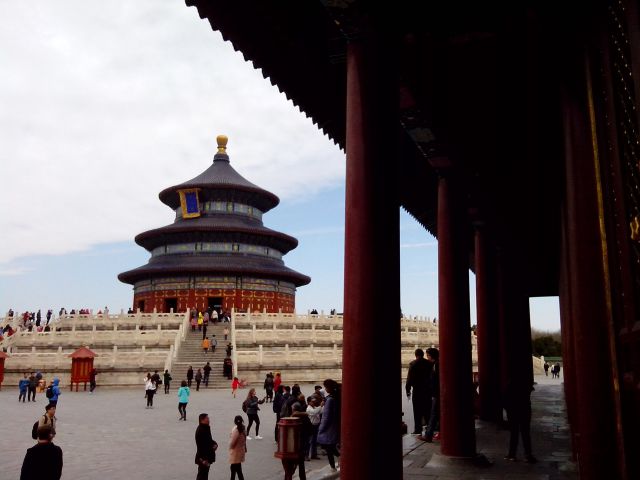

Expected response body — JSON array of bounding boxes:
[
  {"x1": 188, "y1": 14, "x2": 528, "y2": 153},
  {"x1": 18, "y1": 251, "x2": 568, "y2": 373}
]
[
  {"x1": 179, "y1": 189, "x2": 201, "y2": 218},
  {"x1": 185, "y1": 192, "x2": 199, "y2": 214}
]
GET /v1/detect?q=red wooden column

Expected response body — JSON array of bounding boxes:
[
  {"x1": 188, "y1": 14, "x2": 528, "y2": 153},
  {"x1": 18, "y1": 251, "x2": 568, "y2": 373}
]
[
  {"x1": 558, "y1": 219, "x2": 579, "y2": 460},
  {"x1": 436, "y1": 167, "x2": 476, "y2": 457},
  {"x1": 474, "y1": 225, "x2": 502, "y2": 421},
  {"x1": 560, "y1": 58, "x2": 625, "y2": 478},
  {"x1": 341, "y1": 34, "x2": 402, "y2": 479}
]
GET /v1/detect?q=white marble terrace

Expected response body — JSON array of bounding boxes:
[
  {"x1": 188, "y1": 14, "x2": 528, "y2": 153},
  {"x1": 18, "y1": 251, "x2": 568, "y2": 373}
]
[{"x1": 0, "y1": 309, "x2": 537, "y2": 387}]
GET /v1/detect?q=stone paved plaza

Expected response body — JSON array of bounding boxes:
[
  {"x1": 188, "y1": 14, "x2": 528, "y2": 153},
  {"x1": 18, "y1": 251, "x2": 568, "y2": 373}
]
[
  {"x1": 0, "y1": 381, "x2": 328, "y2": 480},
  {"x1": 0, "y1": 375, "x2": 573, "y2": 479}
]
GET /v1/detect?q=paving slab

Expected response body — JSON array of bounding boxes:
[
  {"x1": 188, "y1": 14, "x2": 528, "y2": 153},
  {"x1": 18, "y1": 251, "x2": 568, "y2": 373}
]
[{"x1": 0, "y1": 374, "x2": 575, "y2": 479}]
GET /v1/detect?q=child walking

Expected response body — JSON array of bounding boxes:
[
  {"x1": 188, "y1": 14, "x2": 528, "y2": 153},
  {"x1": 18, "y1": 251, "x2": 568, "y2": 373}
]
[
  {"x1": 177, "y1": 380, "x2": 190, "y2": 421},
  {"x1": 229, "y1": 415, "x2": 247, "y2": 480},
  {"x1": 232, "y1": 377, "x2": 240, "y2": 398}
]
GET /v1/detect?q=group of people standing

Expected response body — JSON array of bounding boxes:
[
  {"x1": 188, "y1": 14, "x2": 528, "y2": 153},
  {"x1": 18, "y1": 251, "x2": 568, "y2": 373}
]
[
  {"x1": 406, "y1": 346, "x2": 538, "y2": 463},
  {"x1": 20, "y1": 383, "x2": 63, "y2": 479},
  {"x1": 194, "y1": 413, "x2": 248, "y2": 480},
  {"x1": 543, "y1": 361, "x2": 562, "y2": 378},
  {"x1": 190, "y1": 308, "x2": 231, "y2": 333},
  {"x1": 405, "y1": 347, "x2": 440, "y2": 442},
  {"x1": 270, "y1": 378, "x2": 341, "y2": 475}
]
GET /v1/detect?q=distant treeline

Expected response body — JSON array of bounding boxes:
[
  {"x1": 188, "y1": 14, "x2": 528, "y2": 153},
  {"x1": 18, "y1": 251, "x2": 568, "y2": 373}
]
[{"x1": 531, "y1": 328, "x2": 562, "y2": 357}]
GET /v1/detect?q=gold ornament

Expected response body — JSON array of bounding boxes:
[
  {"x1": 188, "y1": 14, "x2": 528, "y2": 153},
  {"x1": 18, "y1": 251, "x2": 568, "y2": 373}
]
[{"x1": 631, "y1": 216, "x2": 640, "y2": 242}]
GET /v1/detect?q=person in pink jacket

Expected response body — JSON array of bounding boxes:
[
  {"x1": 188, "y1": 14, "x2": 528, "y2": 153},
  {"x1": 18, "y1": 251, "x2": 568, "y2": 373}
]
[{"x1": 229, "y1": 415, "x2": 247, "y2": 480}]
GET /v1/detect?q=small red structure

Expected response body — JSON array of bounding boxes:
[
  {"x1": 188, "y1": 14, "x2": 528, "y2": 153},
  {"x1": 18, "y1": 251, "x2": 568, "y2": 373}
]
[
  {"x1": 69, "y1": 347, "x2": 96, "y2": 391},
  {"x1": 274, "y1": 417, "x2": 301, "y2": 480},
  {"x1": 0, "y1": 351, "x2": 8, "y2": 390}
]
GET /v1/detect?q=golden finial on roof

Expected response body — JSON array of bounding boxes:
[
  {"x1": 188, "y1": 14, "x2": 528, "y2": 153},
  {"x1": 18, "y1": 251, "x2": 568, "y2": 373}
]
[{"x1": 217, "y1": 134, "x2": 228, "y2": 154}]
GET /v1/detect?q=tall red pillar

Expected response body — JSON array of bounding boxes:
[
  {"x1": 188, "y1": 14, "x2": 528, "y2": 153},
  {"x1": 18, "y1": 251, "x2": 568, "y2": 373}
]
[
  {"x1": 559, "y1": 54, "x2": 625, "y2": 478},
  {"x1": 474, "y1": 225, "x2": 502, "y2": 421},
  {"x1": 436, "y1": 169, "x2": 476, "y2": 457},
  {"x1": 341, "y1": 35, "x2": 402, "y2": 479}
]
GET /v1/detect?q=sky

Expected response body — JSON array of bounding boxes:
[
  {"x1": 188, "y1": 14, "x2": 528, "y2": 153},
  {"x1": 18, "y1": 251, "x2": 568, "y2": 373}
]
[{"x1": 0, "y1": 1, "x2": 561, "y2": 331}]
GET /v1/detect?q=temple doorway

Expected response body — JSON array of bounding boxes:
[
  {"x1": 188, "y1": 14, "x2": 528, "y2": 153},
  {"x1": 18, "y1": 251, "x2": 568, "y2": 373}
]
[
  {"x1": 208, "y1": 297, "x2": 223, "y2": 314},
  {"x1": 164, "y1": 297, "x2": 178, "y2": 313},
  {"x1": 137, "y1": 300, "x2": 145, "y2": 312}
]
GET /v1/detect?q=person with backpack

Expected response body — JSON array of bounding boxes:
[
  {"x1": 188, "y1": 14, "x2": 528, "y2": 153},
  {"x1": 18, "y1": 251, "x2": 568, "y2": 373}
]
[
  {"x1": 163, "y1": 370, "x2": 173, "y2": 394},
  {"x1": 195, "y1": 413, "x2": 218, "y2": 480},
  {"x1": 229, "y1": 415, "x2": 247, "y2": 480},
  {"x1": 32, "y1": 404, "x2": 57, "y2": 440},
  {"x1": 22, "y1": 425, "x2": 63, "y2": 480},
  {"x1": 243, "y1": 388, "x2": 266, "y2": 440},
  {"x1": 144, "y1": 373, "x2": 156, "y2": 409},
  {"x1": 47, "y1": 378, "x2": 61, "y2": 406},
  {"x1": 19, "y1": 373, "x2": 29, "y2": 403},
  {"x1": 178, "y1": 380, "x2": 190, "y2": 421}
]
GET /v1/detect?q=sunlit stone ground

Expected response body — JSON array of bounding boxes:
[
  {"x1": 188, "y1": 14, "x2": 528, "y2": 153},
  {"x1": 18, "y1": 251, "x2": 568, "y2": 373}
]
[{"x1": 1, "y1": 374, "x2": 571, "y2": 479}]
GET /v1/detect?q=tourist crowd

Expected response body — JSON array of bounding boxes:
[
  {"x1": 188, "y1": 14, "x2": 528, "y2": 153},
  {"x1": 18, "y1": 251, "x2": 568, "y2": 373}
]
[{"x1": 16, "y1": 367, "x2": 340, "y2": 480}]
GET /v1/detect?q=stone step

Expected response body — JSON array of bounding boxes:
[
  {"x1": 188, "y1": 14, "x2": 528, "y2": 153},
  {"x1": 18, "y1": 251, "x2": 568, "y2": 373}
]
[{"x1": 168, "y1": 322, "x2": 233, "y2": 389}]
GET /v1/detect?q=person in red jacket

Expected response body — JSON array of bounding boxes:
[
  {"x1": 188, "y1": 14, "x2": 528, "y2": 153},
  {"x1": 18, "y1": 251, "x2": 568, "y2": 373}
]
[
  {"x1": 231, "y1": 377, "x2": 240, "y2": 398},
  {"x1": 273, "y1": 372, "x2": 282, "y2": 392}
]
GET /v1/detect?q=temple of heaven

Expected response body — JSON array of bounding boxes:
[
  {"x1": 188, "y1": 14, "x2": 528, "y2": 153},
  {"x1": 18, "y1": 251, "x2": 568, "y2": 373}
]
[{"x1": 118, "y1": 135, "x2": 310, "y2": 314}]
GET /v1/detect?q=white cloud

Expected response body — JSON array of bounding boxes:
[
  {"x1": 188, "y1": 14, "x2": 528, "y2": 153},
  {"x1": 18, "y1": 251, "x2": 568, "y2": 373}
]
[
  {"x1": 0, "y1": 266, "x2": 34, "y2": 277},
  {"x1": 400, "y1": 242, "x2": 437, "y2": 248},
  {"x1": 293, "y1": 226, "x2": 345, "y2": 237},
  {"x1": 0, "y1": 1, "x2": 345, "y2": 265}
]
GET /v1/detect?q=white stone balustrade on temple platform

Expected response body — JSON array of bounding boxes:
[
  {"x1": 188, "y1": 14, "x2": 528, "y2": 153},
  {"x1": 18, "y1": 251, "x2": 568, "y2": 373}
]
[
  {"x1": 229, "y1": 309, "x2": 477, "y2": 384},
  {"x1": 0, "y1": 310, "x2": 190, "y2": 388}
]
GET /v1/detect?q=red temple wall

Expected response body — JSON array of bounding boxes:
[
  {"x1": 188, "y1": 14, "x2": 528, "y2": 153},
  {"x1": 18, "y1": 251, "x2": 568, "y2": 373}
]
[{"x1": 133, "y1": 288, "x2": 295, "y2": 314}]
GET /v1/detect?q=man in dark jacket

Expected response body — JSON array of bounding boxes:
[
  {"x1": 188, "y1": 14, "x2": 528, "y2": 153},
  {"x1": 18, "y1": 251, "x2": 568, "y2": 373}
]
[
  {"x1": 504, "y1": 374, "x2": 537, "y2": 463},
  {"x1": 292, "y1": 403, "x2": 312, "y2": 480},
  {"x1": 203, "y1": 362, "x2": 212, "y2": 387},
  {"x1": 28, "y1": 372, "x2": 37, "y2": 402},
  {"x1": 20, "y1": 425, "x2": 63, "y2": 480},
  {"x1": 195, "y1": 413, "x2": 217, "y2": 480},
  {"x1": 420, "y1": 348, "x2": 440, "y2": 442},
  {"x1": 406, "y1": 348, "x2": 434, "y2": 434},
  {"x1": 281, "y1": 384, "x2": 302, "y2": 418}
]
